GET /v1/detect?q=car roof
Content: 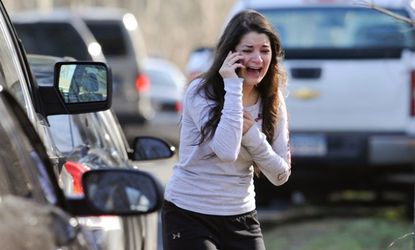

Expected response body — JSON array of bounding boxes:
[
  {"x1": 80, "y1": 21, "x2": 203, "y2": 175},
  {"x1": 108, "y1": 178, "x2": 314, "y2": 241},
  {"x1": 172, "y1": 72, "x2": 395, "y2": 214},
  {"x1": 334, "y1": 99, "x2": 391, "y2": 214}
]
[
  {"x1": 145, "y1": 57, "x2": 181, "y2": 72},
  {"x1": 226, "y1": 0, "x2": 415, "y2": 30},
  {"x1": 73, "y1": 7, "x2": 133, "y2": 21},
  {"x1": 185, "y1": 47, "x2": 213, "y2": 74},
  {"x1": 235, "y1": 0, "x2": 410, "y2": 9},
  {"x1": 27, "y1": 54, "x2": 70, "y2": 64},
  {"x1": 145, "y1": 56, "x2": 186, "y2": 85},
  {"x1": 11, "y1": 8, "x2": 86, "y2": 23}
]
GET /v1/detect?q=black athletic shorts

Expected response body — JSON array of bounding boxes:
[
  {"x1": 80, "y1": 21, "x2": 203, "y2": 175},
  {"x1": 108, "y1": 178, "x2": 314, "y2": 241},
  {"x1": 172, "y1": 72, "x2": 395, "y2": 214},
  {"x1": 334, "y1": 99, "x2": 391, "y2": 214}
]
[{"x1": 161, "y1": 200, "x2": 266, "y2": 250}]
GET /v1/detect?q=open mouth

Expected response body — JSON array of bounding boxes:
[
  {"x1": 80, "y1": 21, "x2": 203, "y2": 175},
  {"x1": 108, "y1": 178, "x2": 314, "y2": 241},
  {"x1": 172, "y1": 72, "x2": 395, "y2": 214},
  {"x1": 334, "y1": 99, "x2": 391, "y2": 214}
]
[{"x1": 246, "y1": 67, "x2": 262, "y2": 76}]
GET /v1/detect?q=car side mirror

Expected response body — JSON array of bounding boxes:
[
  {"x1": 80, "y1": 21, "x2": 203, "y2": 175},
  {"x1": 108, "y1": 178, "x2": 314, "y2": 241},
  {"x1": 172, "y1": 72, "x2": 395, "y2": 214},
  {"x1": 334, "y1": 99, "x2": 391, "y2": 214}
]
[
  {"x1": 82, "y1": 169, "x2": 163, "y2": 215},
  {"x1": 38, "y1": 61, "x2": 112, "y2": 116},
  {"x1": 131, "y1": 136, "x2": 175, "y2": 161},
  {"x1": 56, "y1": 62, "x2": 110, "y2": 103}
]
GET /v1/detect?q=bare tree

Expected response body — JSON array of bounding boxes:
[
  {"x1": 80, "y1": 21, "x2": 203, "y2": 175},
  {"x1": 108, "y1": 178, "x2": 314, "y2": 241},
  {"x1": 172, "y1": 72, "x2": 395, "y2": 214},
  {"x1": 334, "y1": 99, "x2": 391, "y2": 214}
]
[
  {"x1": 356, "y1": 0, "x2": 415, "y2": 25},
  {"x1": 356, "y1": 2, "x2": 415, "y2": 248}
]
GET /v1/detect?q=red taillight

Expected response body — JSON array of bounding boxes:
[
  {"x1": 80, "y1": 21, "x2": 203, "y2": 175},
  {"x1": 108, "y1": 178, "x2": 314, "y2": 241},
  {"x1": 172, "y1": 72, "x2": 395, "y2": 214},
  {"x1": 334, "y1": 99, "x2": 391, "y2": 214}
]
[
  {"x1": 411, "y1": 71, "x2": 415, "y2": 117},
  {"x1": 175, "y1": 101, "x2": 182, "y2": 112},
  {"x1": 135, "y1": 73, "x2": 150, "y2": 92},
  {"x1": 64, "y1": 161, "x2": 90, "y2": 195}
]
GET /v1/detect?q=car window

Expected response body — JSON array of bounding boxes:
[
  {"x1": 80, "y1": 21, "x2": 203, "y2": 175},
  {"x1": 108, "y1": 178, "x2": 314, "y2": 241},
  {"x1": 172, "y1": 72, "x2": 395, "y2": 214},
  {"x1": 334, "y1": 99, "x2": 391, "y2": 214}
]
[
  {"x1": 259, "y1": 7, "x2": 415, "y2": 54},
  {"x1": 86, "y1": 21, "x2": 127, "y2": 56},
  {"x1": 77, "y1": 111, "x2": 127, "y2": 162},
  {"x1": 49, "y1": 112, "x2": 126, "y2": 162},
  {"x1": 49, "y1": 114, "x2": 103, "y2": 153},
  {"x1": 14, "y1": 22, "x2": 91, "y2": 60},
  {"x1": 0, "y1": 94, "x2": 56, "y2": 204},
  {"x1": 98, "y1": 110, "x2": 129, "y2": 160},
  {"x1": 0, "y1": 14, "x2": 33, "y2": 113},
  {"x1": 72, "y1": 113, "x2": 107, "y2": 149}
]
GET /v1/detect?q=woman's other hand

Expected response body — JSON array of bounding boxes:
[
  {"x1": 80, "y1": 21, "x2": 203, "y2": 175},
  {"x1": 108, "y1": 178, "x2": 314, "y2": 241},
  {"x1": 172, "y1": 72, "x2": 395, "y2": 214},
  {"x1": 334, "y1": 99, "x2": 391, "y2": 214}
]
[{"x1": 243, "y1": 111, "x2": 255, "y2": 134}]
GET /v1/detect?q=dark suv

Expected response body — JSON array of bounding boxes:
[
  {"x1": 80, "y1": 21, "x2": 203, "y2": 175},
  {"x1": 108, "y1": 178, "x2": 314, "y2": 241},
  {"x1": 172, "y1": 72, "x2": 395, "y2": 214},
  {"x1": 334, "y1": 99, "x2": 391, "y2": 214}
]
[
  {"x1": 12, "y1": 8, "x2": 154, "y2": 126},
  {"x1": 76, "y1": 7, "x2": 154, "y2": 124},
  {"x1": 12, "y1": 9, "x2": 106, "y2": 62}
]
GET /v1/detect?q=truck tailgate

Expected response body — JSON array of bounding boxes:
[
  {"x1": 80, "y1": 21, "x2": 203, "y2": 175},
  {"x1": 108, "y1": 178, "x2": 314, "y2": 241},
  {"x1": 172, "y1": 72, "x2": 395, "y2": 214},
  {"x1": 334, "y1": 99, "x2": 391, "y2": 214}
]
[{"x1": 285, "y1": 58, "x2": 411, "y2": 132}]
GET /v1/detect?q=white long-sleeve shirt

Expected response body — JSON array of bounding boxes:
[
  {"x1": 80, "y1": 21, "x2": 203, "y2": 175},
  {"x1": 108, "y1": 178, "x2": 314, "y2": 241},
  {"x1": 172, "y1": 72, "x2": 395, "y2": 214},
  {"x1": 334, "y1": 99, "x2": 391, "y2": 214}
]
[{"x1": 164, "y1": 77, "x2": 291, "y2": 216}]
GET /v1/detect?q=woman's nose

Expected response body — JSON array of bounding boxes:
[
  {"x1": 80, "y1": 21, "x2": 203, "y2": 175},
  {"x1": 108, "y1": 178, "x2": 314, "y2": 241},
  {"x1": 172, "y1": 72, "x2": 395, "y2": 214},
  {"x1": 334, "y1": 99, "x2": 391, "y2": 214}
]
[{"x1": 251, "y1": 51, "x2": 263, "y2": 63}]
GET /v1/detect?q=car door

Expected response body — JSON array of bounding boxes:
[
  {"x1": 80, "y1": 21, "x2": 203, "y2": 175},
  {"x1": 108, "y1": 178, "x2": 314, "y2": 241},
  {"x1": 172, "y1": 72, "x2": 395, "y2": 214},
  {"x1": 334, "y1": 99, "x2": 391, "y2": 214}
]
[{"x1": 0, "y1": 87, "x2": 97, "y2": 250}]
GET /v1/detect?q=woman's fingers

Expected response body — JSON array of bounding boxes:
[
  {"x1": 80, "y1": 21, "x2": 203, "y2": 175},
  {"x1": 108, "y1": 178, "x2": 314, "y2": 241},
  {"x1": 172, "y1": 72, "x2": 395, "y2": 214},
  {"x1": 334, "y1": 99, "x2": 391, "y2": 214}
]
[
  {"x1": 220, "y1": 51, "x2": 244, "y2": 79},
  {"x1": 243, "y1": 111, "x2": 253, "y2": 119},
  {"x1": 226, "y1": 52, "x2": 243, "y2": 68}
]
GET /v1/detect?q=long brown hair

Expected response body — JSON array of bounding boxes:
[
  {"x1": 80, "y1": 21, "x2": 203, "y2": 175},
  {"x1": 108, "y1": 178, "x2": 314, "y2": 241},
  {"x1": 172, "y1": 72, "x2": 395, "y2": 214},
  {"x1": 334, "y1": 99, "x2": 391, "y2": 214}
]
[{"x1": 196, "y1": 10, "x2": 285, "y2": 163}]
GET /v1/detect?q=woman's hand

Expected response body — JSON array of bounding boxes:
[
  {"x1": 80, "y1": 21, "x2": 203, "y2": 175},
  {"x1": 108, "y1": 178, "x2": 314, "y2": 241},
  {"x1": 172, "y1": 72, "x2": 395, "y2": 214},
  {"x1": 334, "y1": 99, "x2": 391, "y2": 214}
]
[
  {"x1": 219, "y1": 51, "x2": 244, "y2": 79},
  {"x1": 243, "y1": 111, "x2": 255, "y2": 134}
]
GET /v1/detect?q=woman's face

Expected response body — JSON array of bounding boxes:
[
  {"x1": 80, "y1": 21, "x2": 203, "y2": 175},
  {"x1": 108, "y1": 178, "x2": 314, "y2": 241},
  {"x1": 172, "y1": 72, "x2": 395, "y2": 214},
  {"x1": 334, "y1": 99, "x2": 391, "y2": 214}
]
[{"x1": 235, "y1": 31, "x2": 272, "y2": 87}]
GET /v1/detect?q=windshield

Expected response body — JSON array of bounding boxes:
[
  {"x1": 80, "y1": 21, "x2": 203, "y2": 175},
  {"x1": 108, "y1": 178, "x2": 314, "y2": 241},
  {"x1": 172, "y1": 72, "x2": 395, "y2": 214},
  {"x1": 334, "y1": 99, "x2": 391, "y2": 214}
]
[
  {"x1": 259, "y1": 7, "x2": 415, "y2": 58},
  {"x1": 86, "y1": 21, "x2": 127, "y2": 56},
  {"x1": 14, "y1": 22, "x2": 91, "y2": 60}
]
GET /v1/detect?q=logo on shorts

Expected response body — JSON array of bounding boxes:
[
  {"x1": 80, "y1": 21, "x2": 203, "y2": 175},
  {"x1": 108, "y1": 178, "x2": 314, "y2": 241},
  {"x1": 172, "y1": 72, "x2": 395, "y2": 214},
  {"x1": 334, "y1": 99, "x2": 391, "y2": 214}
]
[{"x1": 172, "y1": 232, "x2": 181, "y2": 239}]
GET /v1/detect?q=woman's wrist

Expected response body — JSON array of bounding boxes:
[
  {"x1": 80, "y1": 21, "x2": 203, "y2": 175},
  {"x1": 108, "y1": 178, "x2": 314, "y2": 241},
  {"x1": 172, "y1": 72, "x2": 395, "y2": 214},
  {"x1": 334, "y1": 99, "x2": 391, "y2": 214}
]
[{"x1": 223, "y1": 77, "x2": 243, "y2": 94}]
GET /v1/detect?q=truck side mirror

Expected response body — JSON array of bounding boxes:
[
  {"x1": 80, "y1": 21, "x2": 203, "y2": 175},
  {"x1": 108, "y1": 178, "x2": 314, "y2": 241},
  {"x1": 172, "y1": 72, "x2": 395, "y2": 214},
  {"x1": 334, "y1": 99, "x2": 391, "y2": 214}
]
[{"x1": 38, "y1": 61, "x2": 112, "y2": 116}]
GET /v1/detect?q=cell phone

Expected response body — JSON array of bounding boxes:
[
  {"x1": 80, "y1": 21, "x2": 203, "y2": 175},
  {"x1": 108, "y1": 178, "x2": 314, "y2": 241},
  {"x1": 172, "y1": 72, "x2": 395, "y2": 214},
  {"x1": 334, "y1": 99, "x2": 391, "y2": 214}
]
[{"x1": 236, "y1": 59, "x2": 242, "y2": 76}]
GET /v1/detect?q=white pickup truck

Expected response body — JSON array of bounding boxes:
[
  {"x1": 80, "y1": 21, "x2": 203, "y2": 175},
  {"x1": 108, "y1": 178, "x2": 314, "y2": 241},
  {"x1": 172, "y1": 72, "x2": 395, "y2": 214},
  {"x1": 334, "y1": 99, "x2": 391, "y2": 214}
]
[{"x1": 227, "y1": 0, "x2": 415, "y2": 204}]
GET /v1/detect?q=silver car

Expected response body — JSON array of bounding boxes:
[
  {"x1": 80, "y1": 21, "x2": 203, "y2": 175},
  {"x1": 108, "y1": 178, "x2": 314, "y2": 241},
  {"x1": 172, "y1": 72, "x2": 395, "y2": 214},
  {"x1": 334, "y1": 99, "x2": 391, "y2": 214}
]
[
  {"x1": 29, "y1": 54, "x2": 175, "y2": 250},
  {"x1": 139, "y1": 56, "x2": 186, "y2": 146},
  {"x1": 0, "y1": 83, "x2": 163, "y2": 250}
]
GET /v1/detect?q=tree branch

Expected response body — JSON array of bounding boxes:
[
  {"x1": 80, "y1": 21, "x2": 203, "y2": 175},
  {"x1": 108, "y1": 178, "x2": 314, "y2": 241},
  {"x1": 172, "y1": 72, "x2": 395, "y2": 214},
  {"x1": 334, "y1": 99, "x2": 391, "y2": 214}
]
[{"x1": 354, "y1": 0, "x2": 415, "y2": 25}]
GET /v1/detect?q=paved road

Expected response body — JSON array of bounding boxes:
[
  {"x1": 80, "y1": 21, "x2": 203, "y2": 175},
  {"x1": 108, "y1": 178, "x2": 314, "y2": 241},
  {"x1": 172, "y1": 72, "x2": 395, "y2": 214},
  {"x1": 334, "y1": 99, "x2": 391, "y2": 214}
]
[
  {"x1": 133, "y1": 154, "x2": 177, "y2": 187},
  {"x1": 132, "y1": 154, "x2": 177, "y2": 250}
]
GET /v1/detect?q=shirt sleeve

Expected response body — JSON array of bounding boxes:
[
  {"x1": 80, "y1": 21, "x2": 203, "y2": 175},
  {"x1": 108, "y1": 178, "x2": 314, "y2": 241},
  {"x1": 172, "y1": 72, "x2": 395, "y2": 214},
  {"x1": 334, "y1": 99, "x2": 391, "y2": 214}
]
[
  {"x1": 185, "y1": 78, "x2": 244, "y2": 162},
  {"x1": 241, "y1": 90, "x2": 291, "y2": 186}
]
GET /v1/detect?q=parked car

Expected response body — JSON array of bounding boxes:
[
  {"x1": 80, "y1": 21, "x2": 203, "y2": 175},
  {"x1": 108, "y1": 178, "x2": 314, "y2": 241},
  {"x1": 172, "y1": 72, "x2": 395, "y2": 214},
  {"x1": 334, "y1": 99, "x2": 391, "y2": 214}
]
[
  {"x1": 11, "y1": 9, "x2": 105, "y2": 62},
  {"x1": 0, "y1": 84, "x2": 166, "y2": 250},
  {"x1": 75, "y1": 7, "x2": 154, "y2": 124},
  {"x1": 0, "y1": 5, "x2": 109, "y2": 180},
  {"x1": 136, "y1": 56, "x2": 186, "y2": 146},
  {"x1": 0, "y1": 85, "x2": 95, "y2": 250},
  {"x1": 185, "y1": 46, "x2": 214, "y2": 82},
  {"x1": 0, "y1": 2, "x2": 164, "y2": 248},
  {"x1": 0, "y1": 85, "x2": 164, "y2": 250},
  {"x1": 29, "y1": 54, "x2": 175, "y2": 250},
  {"x1": 227, "y1": 0, "x2": 415, "y2": 206},
  {"x1": 0, "y1": 1, "x2": 169, "y2": 248}
]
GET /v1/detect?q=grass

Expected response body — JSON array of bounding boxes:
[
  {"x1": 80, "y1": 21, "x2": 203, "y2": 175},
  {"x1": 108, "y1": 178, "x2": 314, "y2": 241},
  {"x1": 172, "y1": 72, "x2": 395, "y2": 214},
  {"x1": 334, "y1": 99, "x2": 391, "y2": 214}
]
[{"x1": 262, "y1": 214, "x2": 413, "y2": 250}]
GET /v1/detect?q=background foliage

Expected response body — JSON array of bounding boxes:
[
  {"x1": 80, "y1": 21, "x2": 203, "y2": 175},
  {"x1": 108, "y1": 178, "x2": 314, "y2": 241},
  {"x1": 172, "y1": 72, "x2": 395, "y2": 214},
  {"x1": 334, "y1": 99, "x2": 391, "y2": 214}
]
[{"x1": 4, "y1": 0, "x2": 236, "y2": 70}]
